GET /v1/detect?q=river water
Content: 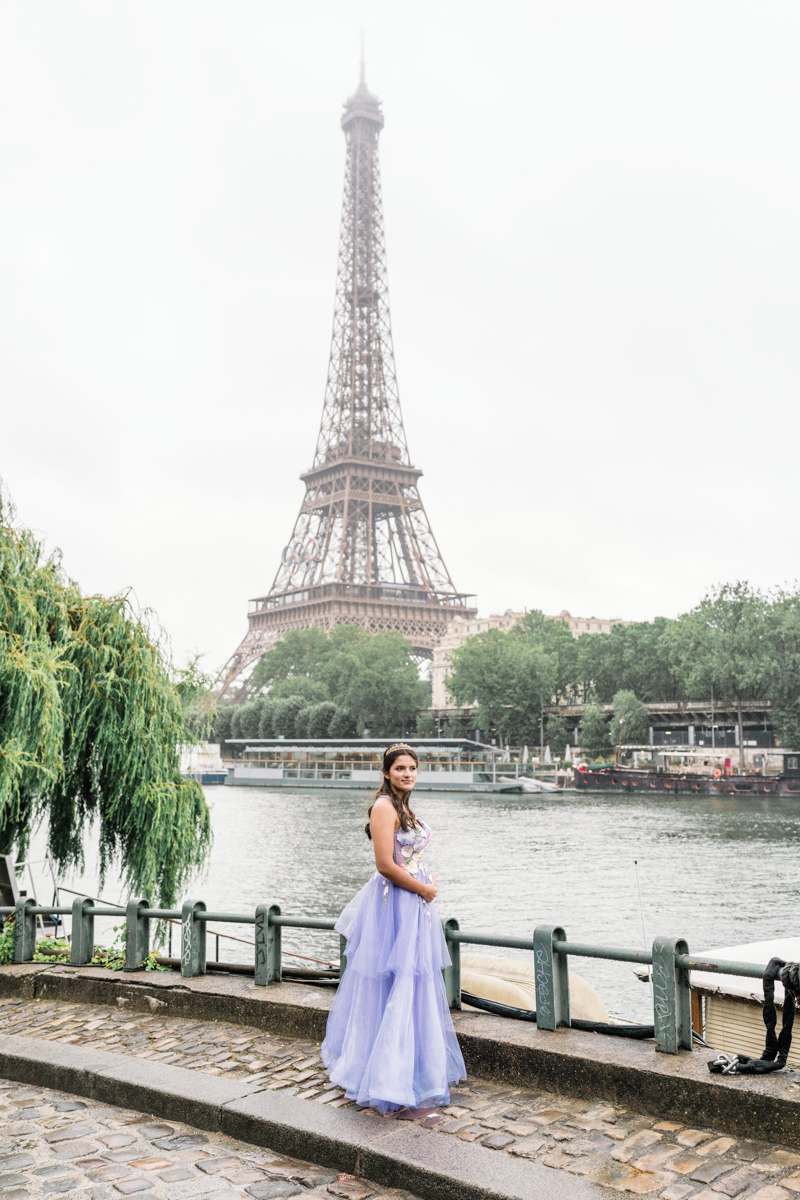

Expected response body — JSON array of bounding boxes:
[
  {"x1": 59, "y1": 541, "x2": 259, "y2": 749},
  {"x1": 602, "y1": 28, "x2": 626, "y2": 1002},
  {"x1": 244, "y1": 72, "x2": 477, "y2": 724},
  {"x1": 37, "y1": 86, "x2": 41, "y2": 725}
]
[{"x1": 25, "y1": 786, "x2": 800, "y2": 1023}]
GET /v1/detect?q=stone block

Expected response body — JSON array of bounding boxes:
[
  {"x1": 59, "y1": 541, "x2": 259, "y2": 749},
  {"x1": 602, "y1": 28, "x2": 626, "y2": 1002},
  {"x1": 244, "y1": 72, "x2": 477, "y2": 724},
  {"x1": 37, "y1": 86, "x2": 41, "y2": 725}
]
[
  {"x1": 677, "y1": 1129, "x2": 713, "y2": 1148},
  {"x1": 529, "y1": 1109, "x2": 567, "y2": 1126},
  {"x1": 711, "y1": 1168, "x2": 764, "y2": 1196},
  {"x1": 243, "y1": 1185, "x2": 303, "y2": 1199},
  {"x1": 763, "y1": 1153, "x2": 800, "y2": 1170},
  {"x1": 612, "y1": 1131, "x2": 662, "y2": 1162},
  {"x1": 633, "y1": 1146, "x2": 682, "y2": 1171},
  {"x1": 136, "y1": 1126, "x2": 175, "y2": 1139},
  {"x1": 690, "y1": 1161, "x2": 737, "y2": 1184},
  {"x1": 669, "y1": 1151, "x2": 705, "y2": 1174},
  {"x1": 44, "y1": 1126, "x2": 97, "y2": 1144},
  {"x1": 51, "y1": 1142, "x2": 97, "y2": 1160},
  {"x1": 479, "y1": 1133, "x2": 515, "y2": 1150},
  {"x1": 0, "y1": 1157, "x2": 35, "y2": 1173},
  {"x1": 698, "y1": 1138, "x2": 737, "y2": 1158},
  {"x1": 196, "y1": 1160, "x2": 240, "y2": 1176},
  {"x1": 507, "y1": 1135, "x2": 546, "y2": 1158}
]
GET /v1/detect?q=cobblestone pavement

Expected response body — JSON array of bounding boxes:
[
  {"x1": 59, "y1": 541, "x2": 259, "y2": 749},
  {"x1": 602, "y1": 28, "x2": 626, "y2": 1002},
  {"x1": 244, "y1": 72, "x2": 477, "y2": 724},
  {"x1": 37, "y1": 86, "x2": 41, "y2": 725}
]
[
  {"x1": 0, "y1": 1076, "x2": 419, "y2": 1200},
  {"x1": 5, "y1": 997, "x2": 800, "y2": 1197}
]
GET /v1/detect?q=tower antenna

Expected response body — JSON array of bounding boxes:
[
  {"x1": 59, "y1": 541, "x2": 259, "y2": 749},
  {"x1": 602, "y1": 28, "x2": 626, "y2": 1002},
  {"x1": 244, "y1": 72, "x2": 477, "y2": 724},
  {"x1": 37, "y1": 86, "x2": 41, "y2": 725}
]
[{"x1": 360, "y1": 28, "x2": 366, "y2": 84}]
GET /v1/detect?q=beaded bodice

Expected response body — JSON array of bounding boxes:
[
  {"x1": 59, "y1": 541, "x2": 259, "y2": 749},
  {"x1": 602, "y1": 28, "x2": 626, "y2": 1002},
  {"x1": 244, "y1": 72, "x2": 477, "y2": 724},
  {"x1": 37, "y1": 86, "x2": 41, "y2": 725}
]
[{"x1": 393, "y1": 819, "x2": 431, "y2": 877}]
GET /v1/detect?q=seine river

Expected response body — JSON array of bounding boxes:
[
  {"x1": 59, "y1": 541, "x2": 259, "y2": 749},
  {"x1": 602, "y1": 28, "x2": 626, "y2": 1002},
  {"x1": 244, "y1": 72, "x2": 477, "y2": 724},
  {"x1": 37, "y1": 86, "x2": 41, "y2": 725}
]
[{"x1": 27, "y1": 786, "x2": 800, "y2": 1022}]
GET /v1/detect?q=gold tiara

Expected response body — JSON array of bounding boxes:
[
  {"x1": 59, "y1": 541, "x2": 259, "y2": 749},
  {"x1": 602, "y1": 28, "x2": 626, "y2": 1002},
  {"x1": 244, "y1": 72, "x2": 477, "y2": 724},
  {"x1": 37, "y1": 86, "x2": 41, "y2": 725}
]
[{"x1": 386, "y1": 742, "x2": 414, "y2": 755}]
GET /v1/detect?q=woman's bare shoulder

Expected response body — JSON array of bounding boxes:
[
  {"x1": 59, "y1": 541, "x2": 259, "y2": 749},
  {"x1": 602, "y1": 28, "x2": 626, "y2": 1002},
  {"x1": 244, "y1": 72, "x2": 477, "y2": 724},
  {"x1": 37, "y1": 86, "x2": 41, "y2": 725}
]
[{"x1": 371, "y1": 795, "x2": 399, "y2": 824}]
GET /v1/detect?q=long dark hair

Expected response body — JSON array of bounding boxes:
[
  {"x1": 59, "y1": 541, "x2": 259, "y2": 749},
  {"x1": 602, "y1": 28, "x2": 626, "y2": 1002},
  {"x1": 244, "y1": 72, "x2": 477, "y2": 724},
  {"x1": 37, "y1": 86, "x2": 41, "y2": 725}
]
[{"x1": 365, "y1": 744, "x2": 419, "y2": 840}]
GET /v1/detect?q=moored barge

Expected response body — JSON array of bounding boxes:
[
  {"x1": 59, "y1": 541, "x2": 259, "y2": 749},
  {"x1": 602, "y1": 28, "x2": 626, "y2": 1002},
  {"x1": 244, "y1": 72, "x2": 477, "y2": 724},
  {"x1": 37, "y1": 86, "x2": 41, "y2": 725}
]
[{"x1": 576, "y1": 752, "x2": 800, "y2": 795}]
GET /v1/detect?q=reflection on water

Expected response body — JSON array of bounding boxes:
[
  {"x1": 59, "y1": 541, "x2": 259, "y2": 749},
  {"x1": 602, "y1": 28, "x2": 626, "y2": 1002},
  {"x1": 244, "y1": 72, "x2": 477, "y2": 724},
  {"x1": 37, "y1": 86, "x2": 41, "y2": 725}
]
[{"x1": 27, "y1": 786, "x2": 800, "y2": 1022}]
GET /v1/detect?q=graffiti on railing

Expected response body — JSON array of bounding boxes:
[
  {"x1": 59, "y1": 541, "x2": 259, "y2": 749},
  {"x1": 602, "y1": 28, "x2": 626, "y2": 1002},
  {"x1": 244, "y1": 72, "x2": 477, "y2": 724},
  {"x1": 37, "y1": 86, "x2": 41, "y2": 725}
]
[
  {"x1": 535, "y1": 945, "x2": 553, "y2": 1021},
  {"x1": 181, "y1": 919, "x2": 192, "y2": 973},
  {"x1": 651, "y1": 959, "x2": 671, "y2": 1035}
]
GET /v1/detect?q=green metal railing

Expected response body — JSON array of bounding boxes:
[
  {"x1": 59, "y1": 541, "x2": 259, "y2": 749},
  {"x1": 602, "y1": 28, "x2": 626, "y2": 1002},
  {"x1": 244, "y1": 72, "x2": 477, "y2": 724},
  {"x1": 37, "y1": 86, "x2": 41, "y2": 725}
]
[{"x1": 0, "y1": 896, "x2": 767, "y2": 1057}]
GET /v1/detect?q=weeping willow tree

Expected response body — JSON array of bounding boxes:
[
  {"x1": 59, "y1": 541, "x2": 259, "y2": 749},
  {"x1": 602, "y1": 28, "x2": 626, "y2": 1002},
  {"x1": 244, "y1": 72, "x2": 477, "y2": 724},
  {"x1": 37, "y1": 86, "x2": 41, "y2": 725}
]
[{"x1": 0, "y1": 496, "x2": 211, "y2": 906}]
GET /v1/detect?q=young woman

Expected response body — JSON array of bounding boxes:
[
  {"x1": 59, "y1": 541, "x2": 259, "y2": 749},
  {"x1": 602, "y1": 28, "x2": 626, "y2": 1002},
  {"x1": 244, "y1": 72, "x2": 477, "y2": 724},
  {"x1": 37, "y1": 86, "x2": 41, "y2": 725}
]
[{"x1": 321, "y1": 743, "x2": 466, "y2": 1113}]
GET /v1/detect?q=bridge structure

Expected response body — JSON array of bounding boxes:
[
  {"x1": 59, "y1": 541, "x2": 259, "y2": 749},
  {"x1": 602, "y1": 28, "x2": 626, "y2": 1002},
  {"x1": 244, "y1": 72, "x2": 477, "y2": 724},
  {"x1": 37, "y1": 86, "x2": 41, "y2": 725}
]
[{"x1": 219, "y1": 63, "x2": 474, "y2": 698}]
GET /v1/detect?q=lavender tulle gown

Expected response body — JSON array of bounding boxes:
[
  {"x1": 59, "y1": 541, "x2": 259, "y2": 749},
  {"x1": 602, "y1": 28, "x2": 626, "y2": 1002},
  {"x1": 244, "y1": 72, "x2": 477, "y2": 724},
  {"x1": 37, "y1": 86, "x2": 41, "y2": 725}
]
[{"x1": 321, "y1": 816, "x2": 466, "y2": 1113}]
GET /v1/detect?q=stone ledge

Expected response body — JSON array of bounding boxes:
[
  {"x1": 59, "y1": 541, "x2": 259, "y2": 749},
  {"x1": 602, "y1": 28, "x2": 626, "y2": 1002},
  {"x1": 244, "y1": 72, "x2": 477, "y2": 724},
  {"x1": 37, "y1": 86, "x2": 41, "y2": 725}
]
[
  {"x1": 0, "y1": 1033, "x2": 603, "y2": 1200},
  {"x1": 0, "y1": 962, "x2": 331, "y2": 1039},
  {"x1": 4, "y1": 963, "x2": 800, "y2": 1147}
]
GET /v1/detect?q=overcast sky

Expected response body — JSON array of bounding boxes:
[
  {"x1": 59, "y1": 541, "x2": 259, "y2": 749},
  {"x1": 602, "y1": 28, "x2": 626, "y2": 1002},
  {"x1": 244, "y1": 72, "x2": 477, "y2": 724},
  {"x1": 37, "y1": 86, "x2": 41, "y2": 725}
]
[{"x1": 2, "y1": 2, "x2": 799, "y2": 674}]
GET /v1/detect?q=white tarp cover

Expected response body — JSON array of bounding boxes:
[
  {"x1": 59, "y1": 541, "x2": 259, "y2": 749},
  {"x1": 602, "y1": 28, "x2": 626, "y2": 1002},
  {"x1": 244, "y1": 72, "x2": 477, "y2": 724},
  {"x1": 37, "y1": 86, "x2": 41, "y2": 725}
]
[{"x1": 689, "y1": 937, "x2": 800, "y2": 1004}]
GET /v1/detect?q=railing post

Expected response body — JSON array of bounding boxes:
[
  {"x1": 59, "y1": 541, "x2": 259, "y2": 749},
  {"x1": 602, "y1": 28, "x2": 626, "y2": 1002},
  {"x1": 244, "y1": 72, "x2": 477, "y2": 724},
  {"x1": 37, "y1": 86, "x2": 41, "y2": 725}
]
[
  {"x1": 533, "y1": 924, "x2": 571, "y2": 1030},
  {"x1": 70, "y1": 897, "x2": 95, "y2": 966},
  {"x1": 181, "y1": 899, "x2": 207, "y2": 978},
  {"x1": 442, "y1": 918, "x2": 461, "y2": 1009},
  {"x1": 266, "y1": 904, "x2": 282, "y2": 983},
  {"x1": 125, "y1": 898, "x2": 151, "y2": 970},
  {"x1": 652, "y1": 936, "x2": 692, "y2": 1053},
  {"x1": 13, "y1": 897, "x2": 37, "y2": 963},
  {"x1": 255, "y1": 903, "x2": 281, "y2": 986},
  {"x1": 339, "y1": 934, "x2": 348, "y2": 984}
]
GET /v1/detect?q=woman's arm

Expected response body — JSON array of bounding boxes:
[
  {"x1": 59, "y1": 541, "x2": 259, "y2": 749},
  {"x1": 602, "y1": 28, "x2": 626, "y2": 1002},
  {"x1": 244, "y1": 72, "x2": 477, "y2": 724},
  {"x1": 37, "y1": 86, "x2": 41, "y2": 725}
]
[{"x1": 370, "y1": 798, "x2": 437, "y2": 903}]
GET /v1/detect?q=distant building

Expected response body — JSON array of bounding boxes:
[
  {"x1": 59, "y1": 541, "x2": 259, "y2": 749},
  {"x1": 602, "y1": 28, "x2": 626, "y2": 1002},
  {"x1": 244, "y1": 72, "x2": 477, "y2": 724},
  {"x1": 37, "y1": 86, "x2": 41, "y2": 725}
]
[{"x1": 431, "y1": 609, "x2": 632, "y2": 709}]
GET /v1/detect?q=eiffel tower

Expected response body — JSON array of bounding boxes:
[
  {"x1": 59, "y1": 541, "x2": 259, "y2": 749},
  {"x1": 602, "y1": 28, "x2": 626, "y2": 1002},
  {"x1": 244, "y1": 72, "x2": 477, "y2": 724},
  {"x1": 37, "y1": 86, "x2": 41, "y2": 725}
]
[{"x1": 219, "y1": 64, "x2": 475, "y2": 698}]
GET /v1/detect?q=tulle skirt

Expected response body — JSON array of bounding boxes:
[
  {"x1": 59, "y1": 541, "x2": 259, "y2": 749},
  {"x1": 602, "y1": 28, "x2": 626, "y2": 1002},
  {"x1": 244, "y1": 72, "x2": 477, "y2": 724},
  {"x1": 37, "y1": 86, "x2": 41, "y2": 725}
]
[{"x1": 321, "y1": 870, "x2": 467, "y2": 1113}]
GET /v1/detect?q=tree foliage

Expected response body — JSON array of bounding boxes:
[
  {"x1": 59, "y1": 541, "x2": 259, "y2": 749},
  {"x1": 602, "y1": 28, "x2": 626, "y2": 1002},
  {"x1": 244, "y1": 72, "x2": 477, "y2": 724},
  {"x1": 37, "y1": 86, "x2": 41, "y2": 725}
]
[
  {"x1": 543, "y1": 714, "x2": 570, "y2": 760},
  {"x1": 579, "y1": 704, "x2": 612, "y2": 760},
  {"x1": 216, "y1": 624, "x2": 426, "y2": 743},
  {"x1": 0, "y1": 498, "x2": 211, "y2": 905},
  {"x1": 609, "y1": 690, "x2": 650, "y2": 748},
  {"x1": 446, "y1": 627, "x2": 555, "y2": 744}
]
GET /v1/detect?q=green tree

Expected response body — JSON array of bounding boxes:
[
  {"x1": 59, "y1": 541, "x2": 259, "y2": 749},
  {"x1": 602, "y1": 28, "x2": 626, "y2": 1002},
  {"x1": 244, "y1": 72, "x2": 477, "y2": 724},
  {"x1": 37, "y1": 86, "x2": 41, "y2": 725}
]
[
  {"x1": 270, "y1": 676, "x2": 330, "y2": 703},
  {"x1": 579, "y1": 704, "x2": 612, "y2": 759},
  {"x1": 513, "y1": 611, "x2": 580, "y2": 702},
  {"x1": 544, "y1": 714, "x2": 570, "y2": 760},
  {"x1": 247, "y1": 624, "x2": 424, "y2": 737},
  {"x1": 306, "y1": 701, "x2": 337, "y2": 738},
  {"x1": 176, "y1": 655, "x2": 217, "y2": 741},
  {"x1": 251, "y1": 627, "x2": 331, "y2": 695},
  {"x1": 575, "y1": 619, "x2": 689, "y2": 705},
  {"x1": 683, "y1": 583, "x2": 771, "y2": 766},
  {"x1": 0, "y1": 496, "x2": 210, "y2": 905},
  {"x1": 763, "y1": 587, "x2": 800, "y2": 748},
  {"x1": 415, "y1": 710, "x2": 437, "y2": 737},
  {"x1": 271, "y1": 695, "x2": 308, "y2": 738},
  {"x1": 329, "y1": 707, "x2": 358, "y2": 738},
  {"x1": 212, "y1": 705, "x2": 235, "y2": 748},
  {"x1": 332, "y1": 630, "x2": 424, "y2": 736},
  {"x1": 294, "y1": 704, "x2": 316, "y2": 739},
  {"x1": 609, "y1": 690, "x2": 650, "y2": 750},
  {"x1": 258, "y1": 699, "x2": 277, "y2": 739},
  {"x1": 447, "y1": 628, "x2": 556, "y2": 745}
]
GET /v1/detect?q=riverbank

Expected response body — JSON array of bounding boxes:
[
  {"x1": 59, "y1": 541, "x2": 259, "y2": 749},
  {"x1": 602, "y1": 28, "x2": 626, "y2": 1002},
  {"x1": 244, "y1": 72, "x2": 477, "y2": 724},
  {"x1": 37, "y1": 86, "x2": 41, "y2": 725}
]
[
  {"x1": 5, "y1": 981, "x2": 800, "y2": 1200},
  {"x1": 4, "y1": 965, "x2": 800, "y2": 1149}
]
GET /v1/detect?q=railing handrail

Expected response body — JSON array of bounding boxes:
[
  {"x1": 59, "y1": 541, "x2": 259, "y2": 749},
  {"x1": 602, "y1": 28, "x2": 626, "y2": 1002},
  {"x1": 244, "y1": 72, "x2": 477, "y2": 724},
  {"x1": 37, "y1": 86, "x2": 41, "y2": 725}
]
[{"x1": 0, "y1": 896, "x2": 770, "y2": 1056}]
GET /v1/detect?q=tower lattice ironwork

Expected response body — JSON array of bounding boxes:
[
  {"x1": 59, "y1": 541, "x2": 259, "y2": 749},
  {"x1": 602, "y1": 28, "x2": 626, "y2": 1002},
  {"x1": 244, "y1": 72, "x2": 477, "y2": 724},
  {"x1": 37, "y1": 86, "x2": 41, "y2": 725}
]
[{"x1": 219, "y1": 67, "x2": 475, "y2": 699}]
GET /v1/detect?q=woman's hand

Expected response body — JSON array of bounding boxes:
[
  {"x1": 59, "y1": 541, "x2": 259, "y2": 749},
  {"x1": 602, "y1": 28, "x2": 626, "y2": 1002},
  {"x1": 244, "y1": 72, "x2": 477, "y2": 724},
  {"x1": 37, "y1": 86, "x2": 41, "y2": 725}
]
[{"x1": 419, "y1": 881, "x2": 438, "y2": 904}]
